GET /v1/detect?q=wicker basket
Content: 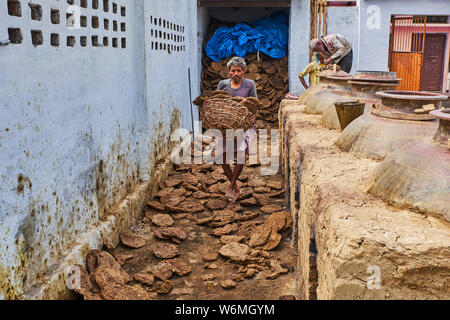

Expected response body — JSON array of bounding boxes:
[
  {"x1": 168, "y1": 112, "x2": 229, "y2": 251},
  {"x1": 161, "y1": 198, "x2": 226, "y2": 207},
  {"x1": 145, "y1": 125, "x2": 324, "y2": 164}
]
[{"x1": 198, "y1": 97, "x2": 254, "y2": 136}]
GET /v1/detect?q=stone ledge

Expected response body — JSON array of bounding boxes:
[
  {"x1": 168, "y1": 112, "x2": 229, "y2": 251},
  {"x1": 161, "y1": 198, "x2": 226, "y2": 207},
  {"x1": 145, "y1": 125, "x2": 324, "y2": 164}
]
[
  {"x1": 19, "y1": 155, "x2": 173, "y2": 300},
  {"x1": 279, "y1": 99, "x2": 450, "y2": 300}
]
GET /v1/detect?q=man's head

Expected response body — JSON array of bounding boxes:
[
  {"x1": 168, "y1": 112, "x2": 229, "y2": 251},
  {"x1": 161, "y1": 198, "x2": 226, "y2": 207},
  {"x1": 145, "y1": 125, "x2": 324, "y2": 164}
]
[
  {"x1": 227, "y1": 57, "x2": 246, "y2": 84},
  {"x1": 309, "y1": 39, "x2": 325, "y2": 53}
]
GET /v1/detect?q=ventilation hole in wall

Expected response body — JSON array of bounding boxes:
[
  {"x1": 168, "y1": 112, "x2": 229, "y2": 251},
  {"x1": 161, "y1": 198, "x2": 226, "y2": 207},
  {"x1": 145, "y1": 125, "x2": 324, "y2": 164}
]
[
  {"x1": 163, "y1": 32, "x2": 166, "y2": 40},
  {"x1": 113, "y1": 20, "x2": 118, "y2": 31},
  {"x1": 151, "y1": 41, "x2": 153, "y2": 50},
  {"x1": 81, "y1": 0, "x2": 88, "y2": 8},
  {"x1": 51, "y1": 33, "x2": 59, "y2": 47},
  {"x1": 155, "y1": 42, "x2": 158, "y2": 50},
  {"x1": 103, "y1": 37, "x2": 108, "y2": 47},
  {"x1": 103, "y1": 0, "x2": 109, "y2": 12},
  {"x1": 92, "y1": 16, "x2": 99, "y2": 29},
  {"x1": 170, "y1": 22, "x2": 173, "y2": 30},
  {"x1": 113, "y1": 37, "x2": 118, "y2": 48},
  {"x1": 121, "y1": 22, "x2": 126, "y2": 32},
  {"x1": 8, "y1": 0, "x2": 22, "y2": 17},
  {"x1": 150, "y1": 16, "x2": 152, "y2": 24},
  {"x1": 29, "y1": 3, "x2": 43, "y2": 21},
  {"x1": 163, "y1": 20, "x2": 166, "y2": 28},
  {"x1": 67, "y1": 0, "x2": 74, "y2": 5},
  {"x1": 51, "y1": 9, "x2": 60, "y2": 24},
  {"x1": 67, "y1": 36, "x2": 76, "y2": 47},
  {"x1": 113, "y1": 3, "x2": 117, "y2": 14},
  {"x1": 80, "y1": 36, "x2": 87, "y2": 47},
  {"x1": 151, "y1": 29, "x2": 153, "y2": 37},
  {"x1": 31, "y1": 30, "x2": 43, "y2": 47},
  {"x1": 66, "y1": 12, "x2": 75, "y2": 28},
  {"x1": 159, "y1": 18, "x2": 161, "y2": 26},
  {"x1": 92, "y1": 35, "x2": 99, "y2": 46},
  {"x1": 81, "y1": 16, "x2": 87, "y2": 27},
  {"x1": 8, "y1": 28, "x2": 22, "y2": 44},
  {"x1": 120, "y1": 6, "x2": 125, "y2": 17},
  {"x1": 121, "y1": 38, "x2": 126, "y2": 48},
  {"x1": 104, "y1": 19, "x2": 109, "y2": 30},
  {"x1": 159, "y1": 30, "x2": 162, "y2": 38},
  {"x1": 92, "y1": 0, "x2": 99, "y2": 9},
  {"x1": 159, "y1": 42, "x2": 162, "y2": 50}
]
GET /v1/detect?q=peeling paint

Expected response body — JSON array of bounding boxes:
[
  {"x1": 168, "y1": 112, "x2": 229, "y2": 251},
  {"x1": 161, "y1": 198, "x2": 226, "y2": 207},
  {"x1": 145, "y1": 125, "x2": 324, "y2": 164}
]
[{"x1": 0, "y1": 0, "x2": 198, "y2": 300}]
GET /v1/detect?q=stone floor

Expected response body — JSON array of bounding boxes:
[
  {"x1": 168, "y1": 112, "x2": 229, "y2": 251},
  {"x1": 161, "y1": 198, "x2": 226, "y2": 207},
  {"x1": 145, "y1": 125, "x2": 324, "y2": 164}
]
[{"x1": 70, "y1": 130, "x2": 299, "y2": 300}]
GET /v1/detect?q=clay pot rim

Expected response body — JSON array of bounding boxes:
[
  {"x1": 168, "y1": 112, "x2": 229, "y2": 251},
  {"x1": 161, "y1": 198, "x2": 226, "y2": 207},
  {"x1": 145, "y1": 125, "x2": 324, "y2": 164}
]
[
  {"x1": 348, "y1": 80, "x2": 400, "y2": 87},
  {"x1": 325, "y1": 75, "x2": 352, "y2": 81},
  {"x1": 376, "y1": 91, "x2": 448, "y2": 101},
  {"x1": 353, "y1": 70, "x2": 399, "y2": 81},
  {"x1": 430, "y1": 108, "x2": 450, "y2": 120}
]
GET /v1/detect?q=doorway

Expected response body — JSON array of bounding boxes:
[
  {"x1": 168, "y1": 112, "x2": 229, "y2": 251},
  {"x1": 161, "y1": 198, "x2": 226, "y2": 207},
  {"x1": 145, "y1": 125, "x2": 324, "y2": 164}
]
[{"x1": 420, "y1": 34, "x2": 447, "y2": 91}]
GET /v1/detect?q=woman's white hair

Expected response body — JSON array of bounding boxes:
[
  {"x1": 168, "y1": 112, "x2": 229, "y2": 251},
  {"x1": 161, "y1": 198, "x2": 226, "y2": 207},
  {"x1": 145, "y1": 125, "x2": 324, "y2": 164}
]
[{"x1": 227, "y1": 56, "x2": 246, "y2": 71}]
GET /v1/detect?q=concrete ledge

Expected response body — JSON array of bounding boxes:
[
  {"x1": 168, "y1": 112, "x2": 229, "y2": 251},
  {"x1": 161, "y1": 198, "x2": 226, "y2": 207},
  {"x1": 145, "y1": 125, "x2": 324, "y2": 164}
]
[
  {"x1": 279, "y1": 99, "x2": 450, "y2": 300},
  {"x1": 20, "y1": 155, "x2": 173, "y2": 300}
]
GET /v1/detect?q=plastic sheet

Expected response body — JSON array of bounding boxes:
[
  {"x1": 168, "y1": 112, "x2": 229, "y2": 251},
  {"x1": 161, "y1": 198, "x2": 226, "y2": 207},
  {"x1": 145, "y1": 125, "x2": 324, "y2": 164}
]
[{"x1": 205, "y1": 13, "x2": 289, "y2": 62}]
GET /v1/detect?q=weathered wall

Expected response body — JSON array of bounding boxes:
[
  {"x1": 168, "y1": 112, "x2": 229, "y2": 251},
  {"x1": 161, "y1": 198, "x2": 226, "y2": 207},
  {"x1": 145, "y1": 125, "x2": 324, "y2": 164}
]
[
  {"x1": 327, "y1": 5, "x2": 359, "y2": 74},
  {"x1": 289, "y1": 0, "x2": 311, "y2": 96},
  {"x1": 0, "y1": 0, "x2": 198, "y2": 299},
  {"x1": 358, "y1": 0, "x2": 450, "y2": 71}
]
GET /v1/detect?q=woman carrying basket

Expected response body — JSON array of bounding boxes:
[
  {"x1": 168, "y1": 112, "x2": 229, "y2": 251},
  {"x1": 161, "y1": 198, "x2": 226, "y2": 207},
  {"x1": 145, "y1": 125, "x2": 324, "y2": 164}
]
[{"x1": 216, "y1": 57, "x2": 258, "y2": 203}]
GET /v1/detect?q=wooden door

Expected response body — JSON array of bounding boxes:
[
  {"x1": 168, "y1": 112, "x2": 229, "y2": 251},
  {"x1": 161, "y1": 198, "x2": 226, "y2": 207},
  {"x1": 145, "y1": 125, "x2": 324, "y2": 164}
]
[
  {"x1": 420, "y1": 34, "x2": 446, "y2": 91},
  {"x1": 389, "y1": 16, "x2": 427, "y2": 91}
]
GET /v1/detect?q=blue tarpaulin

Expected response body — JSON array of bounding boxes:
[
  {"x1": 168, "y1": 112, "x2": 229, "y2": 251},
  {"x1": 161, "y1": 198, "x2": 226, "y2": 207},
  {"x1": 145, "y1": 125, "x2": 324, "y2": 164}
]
[{"x1": 205, "y1": 13, "x2": 289, "y2": 62}]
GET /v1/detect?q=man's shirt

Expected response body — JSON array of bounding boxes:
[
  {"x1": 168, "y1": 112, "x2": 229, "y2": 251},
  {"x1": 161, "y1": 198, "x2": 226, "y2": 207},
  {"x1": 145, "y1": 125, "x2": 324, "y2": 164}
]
[
  {"x1": 298, "y1": 61, "x2": 325, "y2": 86},
  {"x1": 217, "y1": 78, "x2": 257, "y2": 98},
  {"x1": 320, "y1": 34, "x2": 352, "y2": 64}
]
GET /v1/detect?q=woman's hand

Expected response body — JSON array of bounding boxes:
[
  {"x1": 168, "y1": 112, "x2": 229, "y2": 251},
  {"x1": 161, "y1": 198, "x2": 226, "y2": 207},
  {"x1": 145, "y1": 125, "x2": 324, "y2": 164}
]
[{"x1": 325, "y1": 57, "x2": 333, "y2": 65}]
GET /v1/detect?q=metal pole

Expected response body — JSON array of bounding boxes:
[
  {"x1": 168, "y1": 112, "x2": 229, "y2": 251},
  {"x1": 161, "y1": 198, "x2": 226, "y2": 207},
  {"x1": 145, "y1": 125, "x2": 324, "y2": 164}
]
[{"x1": 188, "y1": 67, "x2": 195, "y2": 140}]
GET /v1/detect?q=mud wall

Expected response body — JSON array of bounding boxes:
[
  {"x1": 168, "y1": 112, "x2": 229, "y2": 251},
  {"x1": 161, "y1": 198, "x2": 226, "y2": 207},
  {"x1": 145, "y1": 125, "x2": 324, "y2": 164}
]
[
  {"x1": 280, "y1": 99, "x2": 450, "y2": 300},
  {"x1": 0, "y1": 0, "x2": 199, "y2": 299}
]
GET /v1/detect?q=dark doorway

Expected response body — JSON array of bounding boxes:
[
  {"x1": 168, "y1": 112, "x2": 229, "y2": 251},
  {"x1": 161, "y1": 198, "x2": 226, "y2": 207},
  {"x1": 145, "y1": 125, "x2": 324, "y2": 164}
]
[{"x1": 420, "y1": 33, "x2": 447, "y2": 91}]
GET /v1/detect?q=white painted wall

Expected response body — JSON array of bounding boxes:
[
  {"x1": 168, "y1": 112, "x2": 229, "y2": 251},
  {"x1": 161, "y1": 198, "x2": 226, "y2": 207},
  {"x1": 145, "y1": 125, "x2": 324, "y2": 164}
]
[
  {"x1": 327, "y1": 5, "x2": 359, "y2": 74},
  {"x1": 289, "y1": 0, "x2": 311, "y2": 95},
  {"x1": 358, "y1": 0, "x2": 450, "y2": 71},
  {"x1": 0, "y1": 0, "x2": 198, "y2": 299}
]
